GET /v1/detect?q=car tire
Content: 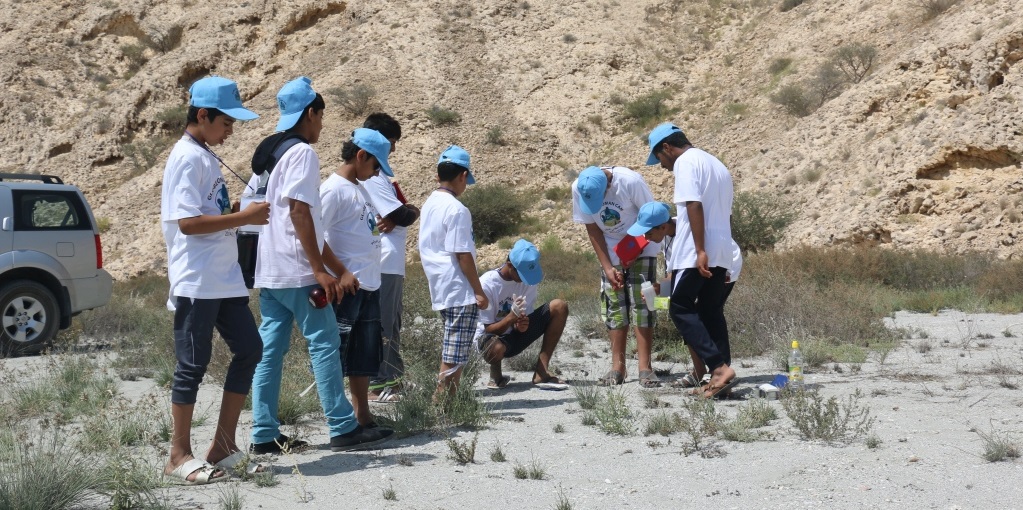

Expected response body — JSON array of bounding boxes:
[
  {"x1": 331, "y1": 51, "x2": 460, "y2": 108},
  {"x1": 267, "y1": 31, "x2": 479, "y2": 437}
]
[{"x1": 0, "y1": 280, "x2": 59, "y2": 356}]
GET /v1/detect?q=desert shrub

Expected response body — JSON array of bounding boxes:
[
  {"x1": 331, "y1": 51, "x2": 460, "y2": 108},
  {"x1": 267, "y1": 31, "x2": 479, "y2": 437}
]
[
  {"x1": 446, "y1": 433, "x2": 478, "y2": 464},
  {"x1": 155, "y1": 105, "x2": 188, "y2": 132},
  {"x1": 831, "y1": 43, "x2": 877, "y2": 83},
  {"x1": 770, "y1": 83, "x2": 814, "y2": 117},
  {"x1": 779, "y1": 0, "x2": 806, "y2": 12},
  {"x1": 485, "y1": 126, "x2": 507, "y2": 145},
  {"x1": 123, "y1": 136, "x2": 172, "y2": 177},
  {"x1": 0, "y1": 428, "x2": 105, "y2": 510},
  {"x1": 768, "y1": 57, "x2": 793, "y2": 75},
  {"x1": 9, "y1": 356, "x2": 117, "y2": 421},
  {"x1": 730, "y1": 190, "x2": 797, "y2": 253},
  {"x1": 120, "y1": 43, "x2": 147, "y2": 72},
  {"x1": 915, "y1": 0, "x2": 960, "y2": 21},
  {"x1": 459, "y1": 183, "x2": 531, "y2": 244},
  {"x1": 976, "y1": 427, "x2": 1021, "y2": 462},
  {"x1": 809, "y1": 62, "x2": 847, "y2": 107},
  {"x1": 782, "y1": 388, "x2": 874, "y2": 443},
  {"x1": 586, "y1": 387, "x2": 634, "y2": 435},
  {"x1": 562, "y1": 34, "x2": 577, "y2": 43},
  {"x1": 144, "y1": 25, "x2": 184, "y2": 52},
  {"x1": 326, "y1": 84, "x2": 376, "y2": 117},
  {"x1": 621, "y1": 89, "x2": 677, "y2": 128},
  {"x1": 426, "y1": 105, "x2": 461, "y2": 126}
]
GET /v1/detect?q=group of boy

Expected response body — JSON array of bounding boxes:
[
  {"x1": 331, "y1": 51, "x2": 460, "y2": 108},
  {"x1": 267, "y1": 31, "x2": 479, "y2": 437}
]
[
  {"x1": 570, "y1": 122, "x2": 740, "y2": 399},
  {"x1": 159, "y1": 75, "x2": 571, "y2": 485}
]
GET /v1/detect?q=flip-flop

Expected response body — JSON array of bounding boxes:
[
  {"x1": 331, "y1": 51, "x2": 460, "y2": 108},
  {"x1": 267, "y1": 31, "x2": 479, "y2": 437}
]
[
  {"x1": 213, "y1": 451, "x2": 266, "y2": 476},
  {"x1": 598, "y1": 370, "x2": 625, "y2": 386},
  {"x1": 638, "y1": 370, "x2": 663, "y2": 388},
  {"x1": 702, "y1": 378, "x2": 738, "y2": 400},
  {"x1": 487, "y1": 375, "x2": 511, "y2": 389},
  {"x1": 533, "y1": 376, "x2": 570, "y2": 391},
  {"x1": 164, "y1": 458, "x2": 227, "y2": 486}
]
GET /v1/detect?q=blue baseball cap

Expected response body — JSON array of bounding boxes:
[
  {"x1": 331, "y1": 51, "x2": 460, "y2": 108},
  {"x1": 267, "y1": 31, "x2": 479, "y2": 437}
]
[
  {"x1": 351, "y1": 128, "x2": 394, "y2": 177},
  {"x1": 646, "y1": 122, "x2": 683, "y2": 165},
  {"x1": 275, "y1": 76, "x2": 318, "y2": 132},
  {"x1": 575, "y1": 166, "x2": 607, "y2": 215},
  {"x1": 188, "y1": 77, "x2": 258, "y2": 121},
  {"x1": 438, "y1": 145, "x2": 475, "y2": 184},
  {"x1": 627, "y1": 201, "x2": 672, "y2": 236},
  {"x1": 509, "y1": 239, "x2": 543, "y2": 285}
]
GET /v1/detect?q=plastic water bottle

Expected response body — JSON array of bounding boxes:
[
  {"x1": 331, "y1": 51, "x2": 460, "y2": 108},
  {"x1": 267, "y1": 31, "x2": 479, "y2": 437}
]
[
  {"x1": 788, "y1": 340, "x2": 804, "y2": 388},
  {"x1": 640, "y1": 279, "x2": 656, "y2": 311}
]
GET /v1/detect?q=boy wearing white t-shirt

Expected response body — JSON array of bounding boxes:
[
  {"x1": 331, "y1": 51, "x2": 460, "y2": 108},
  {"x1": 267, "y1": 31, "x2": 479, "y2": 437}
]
[
  {"x1": 160, "y1": 77, "x2": 269, "y2": 484},
  {"x1": 250, "y1": 77, "x2": 392, "y2": 454},
  {"x1": 475, "y1": 239, "x2": 570, "y2": 391},
  {"x1": 321, "y1": 128, "x2": 395, "y2": 427},
  {"x1": 418, "y1": 145, "x2": 488, "y2": 400},
  {"x1": 646, "y1": 122, "x2": 737, "y2": 399},
  {"x1": 360, "y1": 113, "x2": 420, "y2": 402},
  {"x1": 572, "y1": 165, "x2": 662, "y2": 388}
]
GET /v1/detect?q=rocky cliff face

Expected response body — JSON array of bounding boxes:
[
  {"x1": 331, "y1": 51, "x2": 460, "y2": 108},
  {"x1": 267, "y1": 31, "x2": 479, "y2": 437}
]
[{"x1": 2, "y1": 0, "x2": 1019, "y2": 278}]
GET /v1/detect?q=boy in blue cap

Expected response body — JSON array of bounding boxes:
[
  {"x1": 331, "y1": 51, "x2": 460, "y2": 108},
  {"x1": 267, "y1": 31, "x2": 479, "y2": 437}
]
[
  {"x1": 645, "y1": 122, "x2": 737, "y2": 399},
  {"x1": 160, "y1": 76, "x2": 269, "y2": 484},
  {"x1": 418, "y1": 145, "x2": 488, "y2": 400},
  {"x1": 321, "y1": 127, "x2": 395, "y2": 427},
  {"x1": 475, "y1": 239, "x2": 570, "y2": 391},
  {"x1": 250, "y1": 77, "x2": 393, "y2": 454},
  {"x1": 572, "y1": 165, "x2": 662, "y2": 387}
]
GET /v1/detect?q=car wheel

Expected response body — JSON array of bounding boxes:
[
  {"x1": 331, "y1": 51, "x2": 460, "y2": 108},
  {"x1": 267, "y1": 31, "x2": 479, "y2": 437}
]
[{"x1": 0, "y1": 280, "x2": 59, "y2": 355}]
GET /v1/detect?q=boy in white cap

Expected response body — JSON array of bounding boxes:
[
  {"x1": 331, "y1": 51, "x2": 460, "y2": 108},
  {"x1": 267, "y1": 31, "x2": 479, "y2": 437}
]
[
  {"x1": 475, "y1": 239, "x2": 570, "y2": 391},
  {"x1": 321, "y1": 127, "x2": 395, "y2": 427},
  {"x1": 160, "y1": 76, "x2": 269, "y2": 484},
  {"x1": 360, "y1": 113, "x2": 420, "y2": 403},
  {"x1": 418, "y1": 145, "x2": 488, "y2": 400},
  {"x1": 645, "y1": 122, "x2": 737, "y2": 399},
  {"x1": 250, "y1": 77, "x2": 393, "y2": 454},
  {"x1": 572, "y1": 165, "x2": 662, "y2": 387}
]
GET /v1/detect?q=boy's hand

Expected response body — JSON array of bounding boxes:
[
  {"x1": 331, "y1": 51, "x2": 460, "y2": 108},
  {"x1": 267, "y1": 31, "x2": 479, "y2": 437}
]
[
  {"x1": 475, "y1": 293, "x2": 489, "y2": 310},
  {"x1": 514, "y1": 314, "x2": 529, "y2": 332},
  {"x1": 338, "y1": 271, "x2": 360, "y2": 295},
  {"x1": 243, "y1": 201, "x2": 271, "y2": 226},
  {"x1": 696, "y1": 250, "x2": 711, "y2": 278},
  {"x1": 604, "y1": 267, "x2": 624, "y2": 290},
  {"x1": 377, "y1": 215, "x2": 396, "y2": 234},
  {"x1": 314, "y1": 271, "x2": 343, "y2": 304}
]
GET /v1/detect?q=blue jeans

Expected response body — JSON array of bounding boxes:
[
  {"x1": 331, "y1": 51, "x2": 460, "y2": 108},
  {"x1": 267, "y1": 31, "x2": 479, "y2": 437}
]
[{"x1": 251, "y1": 286, "x2": 357, "y2": 444}]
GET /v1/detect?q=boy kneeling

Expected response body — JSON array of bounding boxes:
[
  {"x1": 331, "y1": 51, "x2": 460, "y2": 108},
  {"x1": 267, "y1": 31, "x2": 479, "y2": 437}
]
[{"x1": 476, "y1": 239, "x2": 569, "y2": 391}]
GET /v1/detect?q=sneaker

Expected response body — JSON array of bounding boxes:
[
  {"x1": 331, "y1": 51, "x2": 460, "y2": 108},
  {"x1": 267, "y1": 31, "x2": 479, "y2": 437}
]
[
  {"x1": 249, "y1": 434, "x2": 309, "y2": 455},
  {"x1": 330, "y1": 425, "x2": 395, "y2": 452}
]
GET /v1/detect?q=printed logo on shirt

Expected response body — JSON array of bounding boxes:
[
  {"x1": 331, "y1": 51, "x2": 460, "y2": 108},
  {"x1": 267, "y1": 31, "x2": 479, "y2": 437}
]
[
  {"x1": 216, "y1": 184, "x2": 231, "y2": 215},
  {"x1": 600, "y1": 206, "x2": 621, "y2": 228},
  {"x1": 497, "y1": 296, "x2": 513, "y2": 320},
  {"x1": 367, "y1": 215, "x2": 380, "y2": 236}
]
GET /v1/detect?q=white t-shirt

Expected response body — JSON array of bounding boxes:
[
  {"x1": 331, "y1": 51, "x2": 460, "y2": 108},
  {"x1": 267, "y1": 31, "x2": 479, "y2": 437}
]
[
  {"x1": 474, "y1": 267, "x2": 538, "y2": 342},
  {"x1": 669, "y1": 148, "x2": 734, "y2": 271},
  {"x1": 360, "y1": 173, "x2": 407, "y2": 276},
  {"x1": 160, "y1": 136, "x2": 247, "y2": 307},
  {"x1": 320, "y1": 173, "x2": 382, "y2": 291},
  {"x1": 254, "y1": 143, "x2": 326, "y2": 289},
  {"x1": 571, "y1": 166, "x2": 661, "y2": 266},
  {"x1": 418, "y1": 190, "x2": 478, "y2": 311}
]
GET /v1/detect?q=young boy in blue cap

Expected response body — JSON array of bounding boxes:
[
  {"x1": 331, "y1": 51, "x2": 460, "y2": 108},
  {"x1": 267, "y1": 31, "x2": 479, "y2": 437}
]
[
  {"x1": 645, "y1": 122, "x2": 737, "y2": 399},
  {"x1": 321, "y1": 127, "x2": 395, "y2": 427},
  {"x1": 475, "y1": 239, "x2": 570, "y2": 391},
  {"x1": 160, "y1": 76, "x2": 269, "y2": 484},
  {"x1": 418, "y1": 145, "x2": 488, "y2": 400},
  {"x1": 250, "y1": 77, "x2": 392, "y2": 454},
  {"x1": 572, "y1": 165, "x2": 662, "y2": 387}
]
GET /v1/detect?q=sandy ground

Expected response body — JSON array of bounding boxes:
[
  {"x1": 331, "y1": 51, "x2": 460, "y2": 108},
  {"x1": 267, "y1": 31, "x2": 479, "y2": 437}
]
[{"x1": 5, "y1": 311, "x2": 1023, "y2": 509}]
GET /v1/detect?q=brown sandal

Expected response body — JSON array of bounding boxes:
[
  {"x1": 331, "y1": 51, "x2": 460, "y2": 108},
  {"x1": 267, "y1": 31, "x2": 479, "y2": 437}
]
[{"x1": 702, "y1": 378, "x2": 738, "y2": 399}]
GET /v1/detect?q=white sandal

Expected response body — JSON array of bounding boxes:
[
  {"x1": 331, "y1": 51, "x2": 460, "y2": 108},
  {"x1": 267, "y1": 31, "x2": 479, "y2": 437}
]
[{"x1": 165, "y1": 458, "x2": 227, "y2": 486}]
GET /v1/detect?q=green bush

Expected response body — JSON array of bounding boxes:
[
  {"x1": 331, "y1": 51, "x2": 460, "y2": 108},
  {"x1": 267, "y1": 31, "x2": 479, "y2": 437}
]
[
  {"x1": 459, "y1": 183, "x2": 531, "y2": 245},
  {"x1": 426, "y1": 105, "x2": 461, "y2": 126},
  {"x1": 326, "y1": 84, "x2": 376, "y2": 117},
  {"x1": 621, "y1": 89, "x2": 678, "y2": 128},
  {"x1": 768, "y1": 57, "x2": 793, "y2": 75},
  {"x1": 915, "y1": 0, "x2": 960, "y2": 21},
  {"x1": 155, "y1": 105, "x2": 188, "y2": 133},
  {"x1": 730, "y1": 190, "x2": 797, "y2": 253},
  {"x1": 831, "y1": 43, "x2": 877, "y2": 83},
  {"x1": 770, "y1": 84, "x2": 814, "y2": 117}
]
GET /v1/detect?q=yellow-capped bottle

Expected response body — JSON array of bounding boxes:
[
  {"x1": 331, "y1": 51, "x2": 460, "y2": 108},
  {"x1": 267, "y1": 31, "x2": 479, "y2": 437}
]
[{"x1": 788, "y1": 340, "x2": 804, "y2": 388}]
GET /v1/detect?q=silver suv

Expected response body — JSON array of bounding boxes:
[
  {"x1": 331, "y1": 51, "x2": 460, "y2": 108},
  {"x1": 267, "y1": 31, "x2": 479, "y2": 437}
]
[{"x1": 0, "y1": 173, "x2": 112, "y2": 354}]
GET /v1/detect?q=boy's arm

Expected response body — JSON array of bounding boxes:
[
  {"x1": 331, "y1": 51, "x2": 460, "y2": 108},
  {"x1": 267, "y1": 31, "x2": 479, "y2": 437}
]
[
  {"x1": 289, "y1": 199, "x2": 346, "y2": 303},
  {"x1": 685, "y1": 201, "x2": 711, "y2": 278},
  {"x1": 584, "y1": 223, "x2": 623, "y2": 290},
  {"x1": 456, "y1": 252, "x2": 488, "y2": 310},
  {"x1": 323, "y1": 244, "x2": 359, "y2": 295},
  {"x1": 178, "y1": 202, "x2": 270, "y2": 235}
]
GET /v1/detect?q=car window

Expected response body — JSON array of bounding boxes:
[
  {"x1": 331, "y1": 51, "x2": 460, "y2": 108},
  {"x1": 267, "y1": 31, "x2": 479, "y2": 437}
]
[{"x1": 12, "y1": 190, "x2": 91, "y2": 231}]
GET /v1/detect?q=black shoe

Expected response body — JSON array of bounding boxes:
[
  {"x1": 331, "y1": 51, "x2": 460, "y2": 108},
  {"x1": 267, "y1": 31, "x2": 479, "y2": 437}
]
[
  {"x1": 330, "y1": 425, "x2": 395, "y2": 452},
  {"x1": 249, "y1": 434, "x2": 309, "y2": 455}
]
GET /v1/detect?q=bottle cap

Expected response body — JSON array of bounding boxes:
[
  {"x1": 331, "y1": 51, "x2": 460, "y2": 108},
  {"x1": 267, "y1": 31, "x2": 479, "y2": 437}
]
[{"x1": 791, "y1": 340, "x2": 799, "y2": 349}]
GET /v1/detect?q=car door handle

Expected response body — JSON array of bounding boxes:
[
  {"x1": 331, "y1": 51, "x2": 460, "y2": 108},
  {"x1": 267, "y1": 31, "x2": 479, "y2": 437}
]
[{"x1": 2, "y1": 217, "x2": 9, "y2": 231}]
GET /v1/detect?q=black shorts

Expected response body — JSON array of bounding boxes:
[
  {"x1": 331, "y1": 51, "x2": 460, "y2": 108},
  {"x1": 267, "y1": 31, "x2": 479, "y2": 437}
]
[
  {"x1": 333, "y1": 288, "x2": 383, "y2": 377},
  {"x1": 481, "y1": 302, "x2": 551, "y2": 358}
]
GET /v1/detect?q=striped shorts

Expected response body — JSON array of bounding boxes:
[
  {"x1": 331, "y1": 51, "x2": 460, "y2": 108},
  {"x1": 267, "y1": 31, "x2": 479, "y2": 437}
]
[
  {"x1": 440, "y1": 304, "x2": 480, "y2": 365},
  {"x1": 600, "y1": 256, "x2": 657, "y2": 330}
]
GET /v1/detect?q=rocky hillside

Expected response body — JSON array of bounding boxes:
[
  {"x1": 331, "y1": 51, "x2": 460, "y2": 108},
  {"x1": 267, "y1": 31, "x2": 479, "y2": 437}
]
[{"x1": 2, "y1": 0, "x2": 1020, "y2": 278}]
